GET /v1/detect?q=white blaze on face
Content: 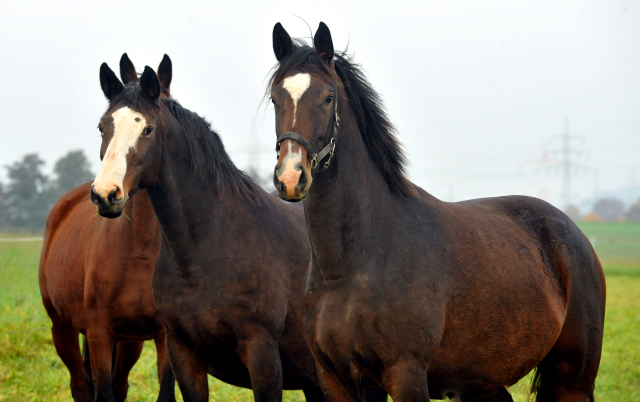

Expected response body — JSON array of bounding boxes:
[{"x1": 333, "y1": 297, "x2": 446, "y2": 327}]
[
  {"x1": 282, "y1": 72, "x2": 311, "y2": 128},
  {"x1": 278, "y1": 140, "x2": 305, "y2": 198},
  {"x1": 93, "y1": 107, "x2": 147, "y2": 199}
]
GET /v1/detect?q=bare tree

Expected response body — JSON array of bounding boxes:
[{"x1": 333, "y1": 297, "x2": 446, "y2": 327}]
[
  {"x1": 564, "y1": 204, "x2": 582, "y2": 223},
  {"x1": 592, "y1": 198, "x2": 625, "y2": 222},
  {"x1": 626, "y1": 198, "x2": 640, "y2": 222}
]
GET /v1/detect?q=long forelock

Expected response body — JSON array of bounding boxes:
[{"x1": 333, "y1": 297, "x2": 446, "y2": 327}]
[
  {"x1": 267, "y1": 40, "x2": 333, "y2": 90},
  {"x1": 268, "y1": 41, "x2": 416, "y2": 197},
  {"x1": 106, "y1": 84, "x2": 159, "y2": 117}
]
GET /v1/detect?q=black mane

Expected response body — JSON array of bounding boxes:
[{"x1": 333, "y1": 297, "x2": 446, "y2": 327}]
[
  {"x1": 162, "y1": 98, "x2": 257, "y2": 200},
  {"x1": 268, "y1": 41, "x2": 415, "y2": 197},
  {"x1": 110, "y1": 85, "x2": 257, "y2": 200}
]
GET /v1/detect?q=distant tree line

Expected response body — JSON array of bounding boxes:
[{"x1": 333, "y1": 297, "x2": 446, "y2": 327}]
[
  {"x1": 0, "y1": 151, "x2": 94, "y2": 232},
  {"x1": 1, "y1": 150, "x2": 638, "y2": 231},
  {"x1": 565, "y1": 197, "x2": 640, "y2": 223}
]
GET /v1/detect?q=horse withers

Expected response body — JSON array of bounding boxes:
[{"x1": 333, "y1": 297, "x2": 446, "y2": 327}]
[
  {"x1": 268, "y1": 22, "x2": 605, "y2": 402},
  {"x1": 39, "y1": 182, "x2": 174, "y2": 402}
]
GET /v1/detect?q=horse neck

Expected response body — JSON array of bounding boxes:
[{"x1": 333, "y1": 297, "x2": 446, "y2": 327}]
[
  {"x1": 304, "y1": 104, "x2": 396, "y2": 281},
  {"x1": 145, "y1": 124, "x2": 247, "y2": 268},
  {"x1": 126, "y1": 189, "x2": 160, "y2": 252}
]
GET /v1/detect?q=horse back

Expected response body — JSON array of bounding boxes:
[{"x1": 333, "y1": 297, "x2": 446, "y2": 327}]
[
  {"x1": 431, "y1": 195, "x2": 605, "y2": 384},
  {"x1": 473, "y1": 195, "x2": 606, "y2": 333},
  {"x1": 375, "y1": 192, "x2": 605, "y2": 388},
  {"x1": 467, "y1": 195, "x2": 604, "y2": 297}
]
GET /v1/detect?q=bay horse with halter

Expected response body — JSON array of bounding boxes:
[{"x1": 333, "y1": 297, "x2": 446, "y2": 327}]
[
  {"x1": 39, "y1": 180, "x2": 174, "y2": 402},
  {"x1": 269, "y1": 22, "x2": 605, "y2": 401},
  {"x1": 91, "y1": 54, "x2": 388, "y2": 402}
]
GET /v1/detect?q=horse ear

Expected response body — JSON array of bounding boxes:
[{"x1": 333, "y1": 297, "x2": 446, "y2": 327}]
[
  {"x1": 273, "y1": 22, "x2": 294, "y2": 62},
  {"x1": 119, "y1": 53, "x2": 137, "y2": 85},
  {"x1": 157, "y1": 54, "x2": 172, "y2": 94},
  {"x1": 100, "y1": 63, "x2": 124, "y2": 100},
  {"x1": 314, "y1": 22, "x2": 334, "y2": 65},
  {"x1": 140, "y1": 66, "x2": 161, "y2": 103}
]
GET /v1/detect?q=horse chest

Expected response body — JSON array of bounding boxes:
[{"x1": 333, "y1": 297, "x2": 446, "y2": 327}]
[{"x1": 310, "y1": 285, "x2": 441, "y2": 373}]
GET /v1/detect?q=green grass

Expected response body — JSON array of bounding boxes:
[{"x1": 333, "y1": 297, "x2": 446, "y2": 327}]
[
  {"x1": 0, "y1": 236, "x2": 304, "y2": 402},
  {"x1": 577, "y1": 222, "x2": 640, "y2": 276},
  {"x1": 1, "y1": 223, "x2": 639, "y2": 401}
]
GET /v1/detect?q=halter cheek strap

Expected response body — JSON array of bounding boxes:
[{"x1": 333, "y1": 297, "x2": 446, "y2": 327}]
[{"x1": 275, "y1": 81, "x2": 340, "y2": 172}]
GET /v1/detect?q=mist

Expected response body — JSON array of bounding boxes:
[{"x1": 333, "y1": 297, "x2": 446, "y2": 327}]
[{"x1": 0, "y1": 0, "x2": 638, "y2": 211}]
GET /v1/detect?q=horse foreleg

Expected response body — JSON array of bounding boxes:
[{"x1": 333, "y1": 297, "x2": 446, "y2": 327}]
[
  {"x1": 154, "y1": 332, "x2": 177, "y2": 402},
  {"x1": 238, "y1": 334, "x2": 283, "y2": 402},
  {"x1": 381, "y1": 357, "x2": 430, "y2": 402},
  {"x1": 165, "y1": 330, "x2": 208, "y2": 402},
  {"x1": 86, "y1": 328, "x2": 116, "y2": 402},
  {"x1": 316, "y1": 362, "x2": 359, "y2": 402},
  {"x1": 364, "y1": 386, "x2": 388, "y2": 402},
  {"x1": 111, "y1": 341, "x2": 144, "y2": 402},
  {"x1": 302, "y1": 386, "x2": 326, "y2": 402},
  {"x1": 50, "y1": 320, "x2": 92, "y2": 401}
]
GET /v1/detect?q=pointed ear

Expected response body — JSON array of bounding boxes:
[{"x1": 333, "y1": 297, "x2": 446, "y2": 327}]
[
  {"x1": 273, "y1": 22, "x2": 294, "y2": 62},
  {"x1": 119, "y1": 53, "x2": 137, "y2": 84},
  {"x1": 314, "y1": 22, "x2": 334, "y2": 65},
  {"x1": 157, "y1": 54, "x2": 172, "y2": 94},
  {"x1": 100, "y1": 63, "x2": 124, "y2": 100},
  {"x1": 140, "y1": 66, "x2": 161, "y2": 103}
]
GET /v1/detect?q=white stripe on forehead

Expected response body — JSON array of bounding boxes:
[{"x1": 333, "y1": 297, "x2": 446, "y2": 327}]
[
  {"x1": 93, "y1": 106, "x2": 147, "y2": 198},
  {"x1": 282, "y1": 73, "x2": 311, "y2": 127}
]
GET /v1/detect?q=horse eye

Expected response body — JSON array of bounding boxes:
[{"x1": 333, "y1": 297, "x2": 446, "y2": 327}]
[
  {"x1": 143, "y1": 126, "x2": 154, "y2": 136},
  {"x1": 324, "y1": 95, "x2": 334, "y2": 106},
  {"x1": 270, "y1": 97, "x2": 276, "y2": 106},
  {"x1": 97, "y1": 125, "x2": 104, "y2": 137}
]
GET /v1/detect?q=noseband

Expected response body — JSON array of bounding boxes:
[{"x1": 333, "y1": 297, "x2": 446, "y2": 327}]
[{"x1": 275, "y1": 81, "x2": 340, "y2": 172}]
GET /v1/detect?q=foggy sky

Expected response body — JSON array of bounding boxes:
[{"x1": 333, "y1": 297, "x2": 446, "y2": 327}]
[{"x1": 1, "y1": 0, "x2": 638, "y2": 210}]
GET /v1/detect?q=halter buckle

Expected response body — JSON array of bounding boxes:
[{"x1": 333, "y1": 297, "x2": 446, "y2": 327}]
[
  {"x1": 323, "y1": 138, "x2": 336, "y2": 170},
  {"x1": 310, "y1": 154, "x2": 320, "y2": 170}
]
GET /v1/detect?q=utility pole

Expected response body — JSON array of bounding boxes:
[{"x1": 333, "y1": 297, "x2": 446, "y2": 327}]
[{"x1": 550, "y1": 116, "x2": 595, "y2": 210}]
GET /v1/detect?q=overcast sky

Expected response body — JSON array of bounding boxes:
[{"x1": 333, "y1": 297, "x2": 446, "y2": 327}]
[{"x1": 0, "y1": 0, "x2": 638, "y2": 210}]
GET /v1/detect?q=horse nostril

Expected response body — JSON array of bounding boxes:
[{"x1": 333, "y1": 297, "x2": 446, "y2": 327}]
[
  {"x1": 90, "y1": 186, "x2": 101, "y2": 205},
  {"x1": 107, "y1": 188, "x2": 121, "y2": 204},
  {"x1": 273, "y1": 166, "x2": 284, "y2": 192},
  {"x1": 274, "y1": 163, "x2": 285, "y2": 178},
  {"x1": 296, "y1": 165, "x2": 308, "y2": 191}
]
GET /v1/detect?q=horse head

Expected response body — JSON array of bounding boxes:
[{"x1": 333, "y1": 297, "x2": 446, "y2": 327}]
[
  {"x1": 271, "y1": 22, "x2": 340, "y2": 202},
  {"x1": 91, "y1": 54, "x2": 172, "y2": 217}
]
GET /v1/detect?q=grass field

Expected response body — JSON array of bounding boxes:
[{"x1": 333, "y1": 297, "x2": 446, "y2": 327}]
[{"x1": 1, "y1": 222, "x2": 639, "y2": 401}]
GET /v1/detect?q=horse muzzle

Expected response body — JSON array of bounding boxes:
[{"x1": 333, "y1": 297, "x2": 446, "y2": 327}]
[
  {"x1": 273, "y1": 160, "x2": 309, "y2": 202},
  {"x1": 90, "y1": 185, "x2": 127, "y2": 218}
]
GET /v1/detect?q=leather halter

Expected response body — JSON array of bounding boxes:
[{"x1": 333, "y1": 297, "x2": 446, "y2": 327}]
[{"x1": 275, "y1": 81, "x2": 340, "y2": 172}]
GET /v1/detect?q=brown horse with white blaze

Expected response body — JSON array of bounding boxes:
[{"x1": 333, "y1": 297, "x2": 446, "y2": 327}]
[
  {"x1": 269, "y1": 22, "x2": 606, "y2": 401},
  {"x1": 39, "y1": 184, "x2": 174, "y2": 402}
]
